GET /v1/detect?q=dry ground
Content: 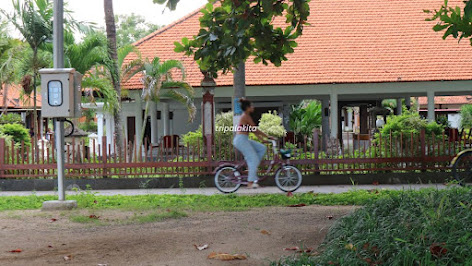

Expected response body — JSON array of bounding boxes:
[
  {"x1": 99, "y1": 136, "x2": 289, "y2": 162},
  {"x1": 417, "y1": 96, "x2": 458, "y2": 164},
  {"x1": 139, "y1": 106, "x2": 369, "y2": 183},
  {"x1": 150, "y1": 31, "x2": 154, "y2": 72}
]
[{"x1": 0, "y1": 205, "x2": 356, "y2": 266}]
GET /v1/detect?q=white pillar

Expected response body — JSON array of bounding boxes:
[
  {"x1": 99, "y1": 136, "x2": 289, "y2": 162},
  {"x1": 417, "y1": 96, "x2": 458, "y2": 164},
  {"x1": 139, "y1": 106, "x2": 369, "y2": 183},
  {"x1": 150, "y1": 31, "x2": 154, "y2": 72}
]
[
  {"x1": 162, "y1": 102, "x2": 170, "y2": 136},
  {"x1": 135, "y1": 96, "x2": 143, "y2": 144},
  {"x1": 105, "y1": 113, "x2": 113, "y2": 153},
  {"x1": 346, "y1": 108, "x2": 353, "y2": 131},
  {"x1": 150, "y1": 101, "x2": 158, "y2": 143},
  {"x1": 330, "y1": 91, "x2": 338, "y2": 139},
  {"x1": 396, "y1": 99, "x2": 402, "y2": 115},
  {"x1": 97, "y1": 112, "x2": 104, "y2": 152},
  {"x1": 427, "y1": 90, "x2": 435, "y2": 122}
]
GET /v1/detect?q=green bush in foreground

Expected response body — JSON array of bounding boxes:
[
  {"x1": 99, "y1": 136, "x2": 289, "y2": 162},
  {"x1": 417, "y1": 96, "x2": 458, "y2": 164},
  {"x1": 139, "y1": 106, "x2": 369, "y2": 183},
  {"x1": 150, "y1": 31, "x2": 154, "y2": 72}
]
[{"x1": 275, "y1": 187, "x2": 472, "y2": 266}]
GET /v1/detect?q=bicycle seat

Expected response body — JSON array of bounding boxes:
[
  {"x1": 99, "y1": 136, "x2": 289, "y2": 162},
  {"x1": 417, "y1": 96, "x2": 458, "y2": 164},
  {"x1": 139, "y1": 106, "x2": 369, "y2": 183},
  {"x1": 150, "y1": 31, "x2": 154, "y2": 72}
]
[{"x1": 279, "y1": 149, "x2": 292, "y2": 159}]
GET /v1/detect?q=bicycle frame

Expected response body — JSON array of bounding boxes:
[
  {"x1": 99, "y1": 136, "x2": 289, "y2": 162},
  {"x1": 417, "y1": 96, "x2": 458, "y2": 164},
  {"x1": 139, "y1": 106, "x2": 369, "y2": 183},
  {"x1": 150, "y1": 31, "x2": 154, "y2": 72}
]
[{"x1": 213, "y1": 140, "x2": 291, "y2": 183}]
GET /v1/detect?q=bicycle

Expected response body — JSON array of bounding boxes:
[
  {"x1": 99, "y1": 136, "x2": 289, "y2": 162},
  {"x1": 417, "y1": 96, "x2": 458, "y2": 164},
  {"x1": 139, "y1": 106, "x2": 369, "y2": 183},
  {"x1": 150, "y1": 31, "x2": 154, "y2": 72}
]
[
  {"x1": 451, "y1": 149, "x2": 472, "y2": 186},
  {"x1": 213, "y1": 140, "x2": 303, "y2": 193}
]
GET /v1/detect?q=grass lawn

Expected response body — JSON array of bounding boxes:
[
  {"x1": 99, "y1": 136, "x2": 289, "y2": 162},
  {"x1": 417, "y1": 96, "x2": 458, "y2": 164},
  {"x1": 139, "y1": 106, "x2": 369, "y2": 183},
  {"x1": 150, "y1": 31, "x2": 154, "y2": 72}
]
[
  {"x1": 274, "y1": 186, "x2": 472, "y2": 266},
  {"x1": 0, "y1": 188, "x2": 402, "y2": 212}
]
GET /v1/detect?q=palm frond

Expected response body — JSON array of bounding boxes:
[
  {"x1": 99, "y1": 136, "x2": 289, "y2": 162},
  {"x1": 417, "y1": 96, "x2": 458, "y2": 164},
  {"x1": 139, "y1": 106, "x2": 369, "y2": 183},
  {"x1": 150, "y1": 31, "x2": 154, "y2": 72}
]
[{"x1": 160, "y1": 89, "x2": 196, "y2": 122}]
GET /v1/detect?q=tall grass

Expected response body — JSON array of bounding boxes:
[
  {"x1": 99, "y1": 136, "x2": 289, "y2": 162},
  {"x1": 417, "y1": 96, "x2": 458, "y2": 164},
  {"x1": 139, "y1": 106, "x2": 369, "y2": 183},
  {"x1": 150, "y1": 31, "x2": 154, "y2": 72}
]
[{"x1": 274, "y1": 187, "x2": 472, "y2": 265}]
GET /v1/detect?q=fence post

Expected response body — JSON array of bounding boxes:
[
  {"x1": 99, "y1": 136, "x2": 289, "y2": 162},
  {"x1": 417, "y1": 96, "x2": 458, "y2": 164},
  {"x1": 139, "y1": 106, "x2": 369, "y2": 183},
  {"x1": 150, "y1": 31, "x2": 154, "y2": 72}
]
[
  {"x1": 205, "y1": 134, "x2": 212, "y2": 174},
  {"x1": 0, "y1": 138, "x2": 5, "y2": 178},
  {"x1": 420, "y1": 129, "x2": 426, "y2": 172},
  {"x1": 313, "y1": 128, "x2": 320, "y2": 173},
  {"x1": 102, "y1": 136, "x2": 108, "y2": 178}
]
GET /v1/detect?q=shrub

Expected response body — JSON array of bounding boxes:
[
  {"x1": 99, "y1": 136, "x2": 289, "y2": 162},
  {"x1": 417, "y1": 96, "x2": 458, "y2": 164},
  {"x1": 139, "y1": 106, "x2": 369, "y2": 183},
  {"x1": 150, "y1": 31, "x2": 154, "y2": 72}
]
[
  {"x1": 380, "y1": 111, "x2": 443, "y2": 137},
  {"x1": 0, "y1": 123, "x2": 31, "y2": 146},
  {"x1": 290, "y1": 187, "x2": 472, "y2": 265},
  {"x1": 460, "y1": 104, "x2": 472, "y2": 129},
  {"x1": 289, "y1": 100, "x2": 321, "y2": 136},
  {"x1": 78, "y1": 121, "x2": 98, "y2": 132},
  {"x1": 0, "y1": 113, "x2": 23, "y2": 125},
  {"x1": 258, "y1": 111, "x2": 286, "y2": 137}
]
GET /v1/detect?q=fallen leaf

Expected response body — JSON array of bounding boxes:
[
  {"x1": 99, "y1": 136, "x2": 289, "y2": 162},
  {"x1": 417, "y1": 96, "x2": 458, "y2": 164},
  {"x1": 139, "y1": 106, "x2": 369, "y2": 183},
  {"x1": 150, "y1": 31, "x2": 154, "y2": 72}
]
[
  {"x1": 326, "y1": 215, "x2": 334, "y2": 220},
  {"x1": 193, "y1": 244, "x2": 208, "y2": 251},
  {"x1": 208, "y1": 252, "x2": 246, "y2": 261},
  {"x1": 260, "y1": 230, "x2": 271, "y2": 235},
  {"x1": 287, "y1": 203, "x2": 306, "y2": 207},
  {"x1": 286, "y1": 191, "x2": 293, "y2": 197},
  {"x1": 430, "y1": 242, "x2": 447, "y2": 257},
  {"x1": 284, "y1": 247, "x2": 300, "y2": 251},
  {"x1": 48, "y1": 245, "x2": 53, "y2": 248},
  {"x1": 63, "y1": 255, "x2": 73, "y2": 261},
  {"x1": 345, "y1": 243, "x2": 356, "y2": 251},
  {"x1": 296, "y1": 248, "x2": 313, "y2": 253},
  {"x1": 93, "y1": 200, "x2": 98, "y2": 204},
  {"x1": 9, "y1": 249, "x2": 22, "y2": 253},
  {"x1": 50, "y1": 218, "x2": 57, "y2": 222},
  {"x1": 89, "y1": 215, "x2": 100, "y2": 219},
  {"x1": 372, "y1": 181, "x2": 379, "y2": 185}
]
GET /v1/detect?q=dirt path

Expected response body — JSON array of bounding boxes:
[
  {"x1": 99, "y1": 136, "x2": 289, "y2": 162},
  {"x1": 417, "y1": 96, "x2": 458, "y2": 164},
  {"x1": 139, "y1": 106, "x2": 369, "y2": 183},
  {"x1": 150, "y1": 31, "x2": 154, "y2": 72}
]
[{"x1": 0, "y1": 205, "x2": 355, "y2": 266}]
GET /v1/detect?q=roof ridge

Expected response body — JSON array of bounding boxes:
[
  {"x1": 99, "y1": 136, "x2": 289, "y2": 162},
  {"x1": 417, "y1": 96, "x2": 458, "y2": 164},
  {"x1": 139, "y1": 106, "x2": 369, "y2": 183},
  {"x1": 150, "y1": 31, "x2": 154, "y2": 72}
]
[{"x1": 132, "y1": 2, "x2": 209, "y2": 47}]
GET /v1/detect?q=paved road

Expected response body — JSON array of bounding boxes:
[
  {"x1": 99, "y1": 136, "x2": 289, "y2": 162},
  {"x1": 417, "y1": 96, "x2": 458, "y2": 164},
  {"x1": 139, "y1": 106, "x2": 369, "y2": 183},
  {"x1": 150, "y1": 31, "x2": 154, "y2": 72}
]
[{"x1": 0, "y1": 184, "x2": 449, "y2": 197}]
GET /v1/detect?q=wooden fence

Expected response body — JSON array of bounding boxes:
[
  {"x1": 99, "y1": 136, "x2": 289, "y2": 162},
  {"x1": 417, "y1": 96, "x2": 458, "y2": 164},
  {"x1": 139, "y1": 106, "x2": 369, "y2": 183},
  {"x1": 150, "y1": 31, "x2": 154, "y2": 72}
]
[{"x1": 0, "y1": 129, "x2": 469, "y2": 179}]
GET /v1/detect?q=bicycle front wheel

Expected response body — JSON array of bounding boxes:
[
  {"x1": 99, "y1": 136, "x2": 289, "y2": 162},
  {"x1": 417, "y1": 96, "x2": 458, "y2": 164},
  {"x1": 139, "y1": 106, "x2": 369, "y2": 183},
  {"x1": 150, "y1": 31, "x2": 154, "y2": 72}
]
[
  {"x1": 452, "y1": 150, "x2": 472, "y2": 186},
  {"x1": 275, "y1": 165, "x2": 302, "y2": 192},
  {"x1": 214, "y1": 166, "x2": 241, "y2": 193}
]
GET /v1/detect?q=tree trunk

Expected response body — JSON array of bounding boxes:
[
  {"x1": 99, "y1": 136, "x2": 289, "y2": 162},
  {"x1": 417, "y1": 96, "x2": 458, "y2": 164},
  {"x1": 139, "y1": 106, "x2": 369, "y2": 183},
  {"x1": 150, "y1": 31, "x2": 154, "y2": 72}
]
[
  {"x1": 32, "y1": 48, "x2": 39, "y2": 162},
  {"x1": 232, "y1": 62, "x2": 246, "y2": 128},
  {"x1": 1, "y1": 83, "x2": 8, "y2": 115},
  {"x1": 104, "y1": 0, "x2": 124, "y2": 157},
  {"x1": 136, "y1": 99, "x2": 150, "y2": 161}
]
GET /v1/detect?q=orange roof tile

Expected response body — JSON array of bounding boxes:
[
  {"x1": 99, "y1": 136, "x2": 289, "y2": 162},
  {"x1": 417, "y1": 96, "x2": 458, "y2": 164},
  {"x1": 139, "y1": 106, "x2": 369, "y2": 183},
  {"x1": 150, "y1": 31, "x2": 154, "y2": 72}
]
[
  {"x1": 0, "y1": 84, "x2": 41, "y2": 109},
  {"x1": 418, "y1": 96, "x2": 472, "y2": 105},
  {"x1": 123, "y1": 0, "x2": 472, "y2": 90}
]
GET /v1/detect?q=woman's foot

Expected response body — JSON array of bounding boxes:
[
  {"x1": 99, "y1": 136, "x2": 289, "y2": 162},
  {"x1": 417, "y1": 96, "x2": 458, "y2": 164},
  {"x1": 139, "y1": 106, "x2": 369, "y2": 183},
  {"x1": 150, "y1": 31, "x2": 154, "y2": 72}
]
[{"x1": 247, "y1": 182, "x2": 259, "y2": 189}]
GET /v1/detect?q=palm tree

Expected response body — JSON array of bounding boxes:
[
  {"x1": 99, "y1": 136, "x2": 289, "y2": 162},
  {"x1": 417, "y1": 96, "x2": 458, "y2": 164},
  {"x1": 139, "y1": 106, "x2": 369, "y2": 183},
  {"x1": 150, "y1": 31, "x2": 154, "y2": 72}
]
[
  {"x1": 123, "y1": 57, "x2": 196, "y2": 154},
  {"x1": 104, "y1": 0, "x2": 182, "y2": 157},
  {"x1": 1, "y1": 0, "x2": 54, "y2": 141},
  {"x1": 0, "y1": 23, "x2": 22, "y2": 115}
]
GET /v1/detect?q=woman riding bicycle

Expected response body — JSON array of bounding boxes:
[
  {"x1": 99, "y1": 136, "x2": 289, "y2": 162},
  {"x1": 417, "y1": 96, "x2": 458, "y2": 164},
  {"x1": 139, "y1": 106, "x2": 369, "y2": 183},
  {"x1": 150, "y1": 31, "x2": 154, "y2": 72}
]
[{"x1": 233, "y1": 98, "x2": 276, "y2": 189}]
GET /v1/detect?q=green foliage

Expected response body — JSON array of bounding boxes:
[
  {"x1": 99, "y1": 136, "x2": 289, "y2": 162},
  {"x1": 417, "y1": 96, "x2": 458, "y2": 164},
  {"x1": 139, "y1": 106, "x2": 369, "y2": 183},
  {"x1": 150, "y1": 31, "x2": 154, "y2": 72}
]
[
  {"x1": 78, "y1": 121, "x2": 97, "y2": 133},
  {"x1": 182, "y1": 125, "x2": 203, "y2": 147},
  {"x1": 380, "y1": 111, "x2": 443, "y2": 137},
  {"x1": 115, "y1": 13, "x2": 161, "y2": 48},
  {"x1": 436, "y1": 114, "x2": 451, "y2": 128},
  {"x1": 289, "y1": 100, "x2": 322, "y2": 136},
  {"x1": 0, "y1": 113, "x2": 23, "y2": 125},
  {"x1": 175, "y1": 0, "x2": 310, "y2": 77},
  {"x1": 425, "y1": 0, "x2": 472, "y2": 44},
  {"x1": 0, "y1": 123, "x2": 31, "y2": 146},
  {"x1": 460, "y1": 104, "x2": 472, "y2": 129},
  {"x1": 281, "y1": 187, "x2": 472, "y2": 265},
  {"x1": 153, "y1": 0, "x2": 181, "y2": 11},
  {"x1": 258, "y1": 111, "x2": 286, "y2": 137}
]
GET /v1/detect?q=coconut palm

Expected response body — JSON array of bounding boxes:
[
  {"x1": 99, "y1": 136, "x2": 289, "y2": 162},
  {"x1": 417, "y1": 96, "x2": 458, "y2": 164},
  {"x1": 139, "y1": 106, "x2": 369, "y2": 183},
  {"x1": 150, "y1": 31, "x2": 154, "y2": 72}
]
[{"x1": 123, "y1": 57, "x2": 196, "y2": 152}]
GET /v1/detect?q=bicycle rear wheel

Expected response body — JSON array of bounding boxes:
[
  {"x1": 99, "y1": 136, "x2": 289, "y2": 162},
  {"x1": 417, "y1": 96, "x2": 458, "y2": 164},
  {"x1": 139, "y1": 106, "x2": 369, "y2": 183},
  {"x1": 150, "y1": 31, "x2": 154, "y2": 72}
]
[
  {"x1": 452, "y1": 151, "x2": 472, "y2": 186},
  {"x1": 214, "y1": 166, "x2": 241, "y2": 193},
  {"x1": 275, "y1": 165, "x2": 302, "y2": 192}
]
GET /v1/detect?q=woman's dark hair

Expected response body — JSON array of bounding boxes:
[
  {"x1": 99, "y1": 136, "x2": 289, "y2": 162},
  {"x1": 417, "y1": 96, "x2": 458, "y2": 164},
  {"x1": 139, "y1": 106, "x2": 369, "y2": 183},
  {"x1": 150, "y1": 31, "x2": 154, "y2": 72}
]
[{"x1": 239, "y1": 98, "x2": 252, "y2": 111}]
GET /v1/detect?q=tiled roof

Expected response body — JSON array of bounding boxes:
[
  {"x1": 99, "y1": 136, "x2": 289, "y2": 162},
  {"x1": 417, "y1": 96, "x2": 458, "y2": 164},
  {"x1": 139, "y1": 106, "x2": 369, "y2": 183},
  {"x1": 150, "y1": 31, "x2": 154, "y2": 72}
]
[
  {"x1": 123, "y1": 0, "x2": 472, "y2": 90},
  {"x1": 418, "y1": 96, "x2": 472, "y2": 105},
  {"x1": 0, "y1": 84, "x2": 41, "y2": 109}
]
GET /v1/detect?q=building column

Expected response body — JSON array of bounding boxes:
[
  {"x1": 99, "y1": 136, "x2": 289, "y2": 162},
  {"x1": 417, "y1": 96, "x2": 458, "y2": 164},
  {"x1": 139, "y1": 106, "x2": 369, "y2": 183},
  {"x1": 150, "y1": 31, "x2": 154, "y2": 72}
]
[
  {"x1": 105, "y1": 113, "x2": 113, "y2": 153},
  {"x1": 97, "y1": 112, "x2": 104, "y2": 152},
  {"x1": 330, "y1": 91, "x2": 338, "y2": 139},
  {"x1": 162, "y1": 102, "x2": 170, "y2": 136},
  {"x1": 201, "y1": 74, "x2": 216, "y2": 144},
  {"x1": 427, "y1": 90, "x2": 435, "y2": 122},
  {"x1": 135, "y1": 95, "x2": 143, "y2": 145},
  {"x1": 360, "y1": 105, "x2": 368, "y2": 134},
  {"x1": 346, "y1": 108, "x2": 353, "y2": 131},
  {"x1": 405, "y1": 96, "x2": 411, "y2": 110},
  {"x1": 150, "y1": 101, "x2": 158, "y2": 144},
  {"x1": 321, "y1": 97, "x2": 330, "y2": 150},
  {"x1": 396, "y1": 99, "x2": 402, "y2": 115}
]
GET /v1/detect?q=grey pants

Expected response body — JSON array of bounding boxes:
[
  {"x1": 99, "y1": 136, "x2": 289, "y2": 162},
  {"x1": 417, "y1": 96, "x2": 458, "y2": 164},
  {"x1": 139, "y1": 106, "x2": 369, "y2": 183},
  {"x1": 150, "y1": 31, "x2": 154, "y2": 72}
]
[{"x1": 233, "y1": 134, "x2": 267, "y2": 182}]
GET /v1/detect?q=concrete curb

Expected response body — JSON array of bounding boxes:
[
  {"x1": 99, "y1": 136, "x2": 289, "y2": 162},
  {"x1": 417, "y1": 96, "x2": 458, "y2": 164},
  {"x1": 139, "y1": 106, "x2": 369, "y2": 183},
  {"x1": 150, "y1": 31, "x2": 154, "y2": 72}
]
[{"x1": 0, "y1": 172, "x2": 452, "y2": 191}]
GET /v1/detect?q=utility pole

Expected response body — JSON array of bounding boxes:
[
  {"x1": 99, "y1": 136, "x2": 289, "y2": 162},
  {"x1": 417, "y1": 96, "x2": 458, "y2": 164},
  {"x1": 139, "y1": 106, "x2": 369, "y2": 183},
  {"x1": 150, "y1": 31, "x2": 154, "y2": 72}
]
[{"x1": 42, "y1": 0, "x2": 77, "y2": 211}]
